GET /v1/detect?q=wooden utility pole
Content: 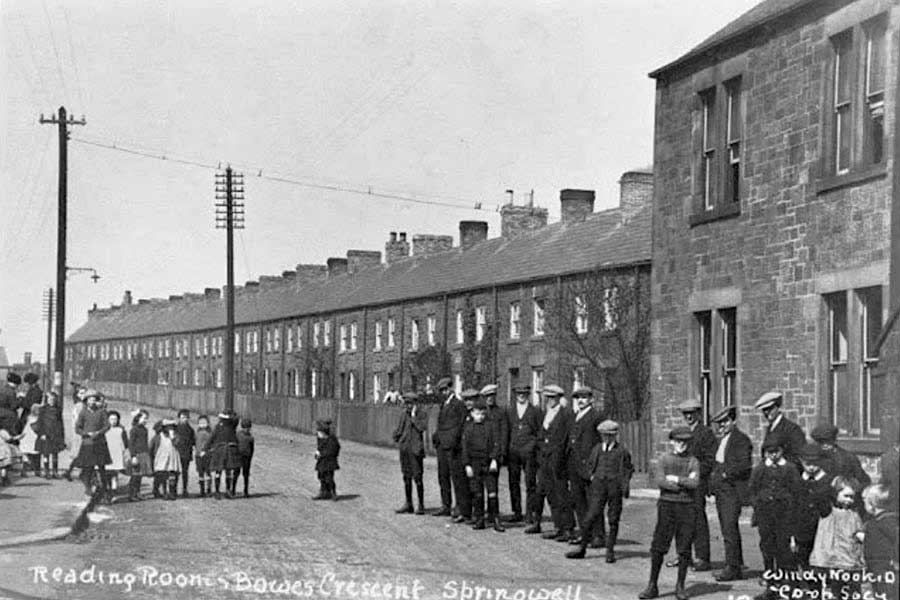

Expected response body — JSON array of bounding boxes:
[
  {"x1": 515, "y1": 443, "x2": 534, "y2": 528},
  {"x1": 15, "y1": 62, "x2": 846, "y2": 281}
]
[
  {"x1": 42, "y1": 288, "x2": 54, "y2": 391},
  {"x1": 215, "y1": 167, "x2": 244, "y2": 411},
  {"x1": 39, "y1": 107, "x2": 86, "y2": 393}
]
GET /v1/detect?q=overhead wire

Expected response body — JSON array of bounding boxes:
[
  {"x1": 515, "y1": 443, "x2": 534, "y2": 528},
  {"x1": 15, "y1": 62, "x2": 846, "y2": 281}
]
[
  {"x1": 70, "y1": 135, "x2": 498, "y2": 212},
  {"x1": 40, "y1": 0, "x2": 70, "y2": 104},
  {"x1": 61, "y1": 5, "x2": 87, "y2": 110}
]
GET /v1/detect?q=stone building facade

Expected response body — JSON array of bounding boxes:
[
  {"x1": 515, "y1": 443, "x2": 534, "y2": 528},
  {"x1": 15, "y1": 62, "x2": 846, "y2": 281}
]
[
  {"x1": 649, "y1": 0, "x2": 898, "y2": 473},
  {"x1": 66, "y1": 172, "x2": 653, "y2": 416}
]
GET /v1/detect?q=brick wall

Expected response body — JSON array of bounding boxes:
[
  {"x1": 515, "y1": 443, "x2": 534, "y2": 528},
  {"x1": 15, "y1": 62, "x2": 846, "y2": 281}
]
[{"x1": 650, "y1": 1, "x2": 897, "y2": 472}]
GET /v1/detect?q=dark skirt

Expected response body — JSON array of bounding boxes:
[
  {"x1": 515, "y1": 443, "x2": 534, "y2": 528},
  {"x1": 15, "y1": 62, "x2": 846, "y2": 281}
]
[
  {"x1": 75, "y1": 436, "x2": 112, "y2": 467},
  {"x1": 127, "y1": 451, "x2": 153, "y2": 476},
  {"x1": 208, "y1": 442, "x2": 241, "y2": 472},
  {"x1": 36, "y1": 436, "x2": 66, "y2": 455}
]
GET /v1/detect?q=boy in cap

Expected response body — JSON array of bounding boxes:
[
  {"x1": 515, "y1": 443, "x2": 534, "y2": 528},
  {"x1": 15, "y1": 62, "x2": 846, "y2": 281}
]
[
  {"x1": 433, "y1": 377, "x2": 469, "y2": 520},
  {"x1": 638, "y1": 426, "x2": 700, "y2": 600},
  {"x1": 462, "y1": 397, "x2": 505, "y2": 532},
  {"x1": 506, "y1": 384, "x2": 541, "y2": 524},
  {"x1": 748, "y1": 433, "x2": 800, "y2": 599},
  {"x1": 708, "y1": 405, "x2": 753, "y2": 582},
  {"x1": 236, "y1": 418, "x2": 255, "y2": 497},
  {"x1": 393, "y1": 391, "x2": 428, "y2": 514},
  {"x1": 532, "y1": 384, "x2": 575, "y2": 540},
  {"x1": 795, "y1": 443, "x2": 834, "y2": 570},
  {"x1": 480, "y1": 384, "x2": 508, "y2": 480},
  {"x1": 755, "y1": 392, "x2": 805, "y2": 469},
  {"x1": 810, "y1": 423, "x2": 870, "y2": 489},
  {"x1": 173, "y1": 409, "x2": 196, "y2": 497},
  {"x1": 567, "y1": 386, "x2": 605, "y2": 548},
  {"x1": 566, "y1": 419, "x2": 633, "y2": 562},
  {"x1": 671, "y1": 398, "x2": 716, "y2": 571},
  {"x1": 313, "y1": 419, "x2": 340, "y2": 500}
]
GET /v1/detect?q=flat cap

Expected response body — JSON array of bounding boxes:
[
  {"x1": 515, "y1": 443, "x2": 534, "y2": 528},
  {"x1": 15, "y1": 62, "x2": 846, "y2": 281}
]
[
  {"x1": 23, "y1": 373, "x2": 39, "y2": 384},
  {"x1": 436, "y1": 377, "x2": 453, "y2": 390},
  {"x1": 597, "y1": 420, "x2": 619, "y2": 434},
  {"x1": 678, "y1": 398, "x2": 702, "y2": 412},
  {"x1": 761, "y1": 432, "x2": 785, "y2": 451},
  {"x1": 513, "y1": 384, "x2": 531, "y2": 394},
  {"x1": 6, "y1": 373, "x2": 21, "y2": 385},
  {"x1": 810, "y1": 423, "x2": 839, "y2": 443},
  {"x1": 82, "y1": 388, "x2": 102, "y2": 400},
  {"x1": 402, "y1": 391, "x2": 419, "y2": 402},
  {"x1": 711, "y1": 406, "x2": 737, "y2": 423},
  {"x1": 669, "y1": 426, "x2": 693, "y2": 441},
  {"x1": 461, "y1": 388, "x2": 480, "y2": 399},
  {"x1": 798, "y1": 442, "x2": 826, "y2": 461},
  {"x1": 542, "y1": 384, "x2": 564, "y2": 397},
  {"x1": 754, "y1": 391, "x2": 783, "y2": 411},
  {"x1": 572, "y1": 386, "x2": 593, "y2": 397},
  {"x1": 480, "y1": 384, "x2": 498, "y2": 396}
]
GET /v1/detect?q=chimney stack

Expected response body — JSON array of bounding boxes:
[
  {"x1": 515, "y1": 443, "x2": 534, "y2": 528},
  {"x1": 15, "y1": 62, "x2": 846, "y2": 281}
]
[
  {"x1": 123, "y1": 290, "x2": 133, "y2": 306},
  {"x1": 327, "y1": 257, "x2": 349, "y2": 277},
  {"x1": 618, "y1": 170, "x2": 653, "y2": 221},
  {"x1": 560, "y1": 189, "x2": 596, "y2": 223},
  {"x1": 347, "y1": 250, "x2": 382, "y2": 273},
  {"x1": 500, "y1": 204, "x2": 548, "y2": 239},
  {"x1": 204, "y1": 287, "x2": 221, "y2": 300},
  {"x1": 459, "y1": 221, "x2": 488, "y2": 249},
  {"x1": 385, "y1": 231, "x2": 410, "y2": 264},
  {"x1": 412, "y1": 234, "x2": 453, "y2": 257}
]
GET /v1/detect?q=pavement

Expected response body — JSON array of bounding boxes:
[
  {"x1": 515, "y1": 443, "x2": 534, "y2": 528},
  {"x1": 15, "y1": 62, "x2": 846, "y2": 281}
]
[
  {"x1": 0, "y1": 398, "x2": 768, "y2": 600},
  {"x1": 0, "y1": 399, "x2": 98, "y2": 549}
]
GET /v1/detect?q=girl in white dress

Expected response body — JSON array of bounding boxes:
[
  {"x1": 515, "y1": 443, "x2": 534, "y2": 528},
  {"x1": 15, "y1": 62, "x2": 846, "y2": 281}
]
[{"x1": 104, "y1": 411, "x2": 128, "y2": 498}]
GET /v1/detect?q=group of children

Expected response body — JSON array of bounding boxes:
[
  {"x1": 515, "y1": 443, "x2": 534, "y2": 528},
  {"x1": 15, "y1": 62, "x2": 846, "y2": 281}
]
[
  {"x1": 0, "y1": 390, "x2": 66, "y2": 484},
  {"x1": 111, "y1": 407, "x2": 256, "y2": 502}
]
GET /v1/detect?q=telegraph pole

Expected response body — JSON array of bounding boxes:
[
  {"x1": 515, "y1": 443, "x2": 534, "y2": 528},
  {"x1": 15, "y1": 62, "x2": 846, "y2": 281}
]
[
  {"x1": 215, "y1": 167, "x2": 244, "y2": 411},
  {"x1": 39, "y1": 107, "x2": 86, "y2": 393},
  {"x1": 41, "y1": 288, "x2": 54, "y2": 391}
]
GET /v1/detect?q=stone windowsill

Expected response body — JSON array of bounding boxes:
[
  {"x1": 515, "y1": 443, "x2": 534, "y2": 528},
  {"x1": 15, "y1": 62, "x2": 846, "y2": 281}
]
[
  {"x1": 837, "y1": 437, "x2": 883, "y2": 455},
  {"x1": 815, "y1": 165, "x2": 887, "y2": 195},
  {"x1": 688, "y1": 202, "x2": 741, "y2": 227}
]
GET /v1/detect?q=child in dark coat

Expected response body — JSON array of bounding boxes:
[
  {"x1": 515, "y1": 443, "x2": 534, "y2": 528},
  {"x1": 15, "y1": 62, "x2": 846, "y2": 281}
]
[
  {"x1": 794, "y1": 442, "x2": 834, "y2": 569},
  {"x1": 236, "y1": 419, "x2": 255, "y2": 497},
  {"x1": 127, "y1": 410, "x2": 152, "y2": 501},
  {"x1": 313, "y1": 419, "x2": 340, "y2": 500},
  {"x1": 174, "y1": 409, "x2": 195, "y2": 497},
  {"x1": 858, "y1": 484, "x2": 898, "y2": 600},
  {"x1": 205, "y1": 410, "x2": 241, "y2": 499},
  {"x1": 36, "y1": 392, "x2": 65, "y2": 478}
]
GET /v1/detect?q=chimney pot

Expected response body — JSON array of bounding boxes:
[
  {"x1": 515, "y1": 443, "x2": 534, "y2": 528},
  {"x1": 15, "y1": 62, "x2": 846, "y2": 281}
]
[
  {"x1": 505, "y1": 189, "x2": 514, "y2": 205},
  {"x1": 389, "y1": 231, "x2": 397, "y2": 242},
  {"x1": 459, "y1": 221, "x2": 489, "y2": 249},
  {"x1": 399, "y1": 232, "x2": 407, "y2": 241},
  {"x1": 560, "y1": 189, "x2": 596, "y2": 223},
  {"x1": 123, "y1": 290, "x2": 133, "y2": 306}
]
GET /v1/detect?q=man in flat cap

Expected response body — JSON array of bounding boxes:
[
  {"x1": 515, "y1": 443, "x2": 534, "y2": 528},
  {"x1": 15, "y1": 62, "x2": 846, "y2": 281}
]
[
  {"x1": 810, "y1": 423, "x2": 870, "y2": 489},
  {"x1": 532, "y1": 384, "x2": 575, "y2": 540},
  {"x1": 755, "y1": 391, "x2": 806, "y2": 470},
  {"x1": 639, "y1": 426, "x2": 700, "y2": 600},
  {"x1": 393, "y1": 391, "x2": 429, "y2": 515},
  {"x1": 433, "y1": 377, "x2": 470, "y2": 520},
  {"x1": 506, "y1": 384, "x2": 541, "y2": 525},
  {"x1": 708, "y1": 405, "x2": 753, "y2": 582},
  {"x1": 671, "y1": 398, "x2": 717, "y2": 571},
  {"x1": 566, "y1": 419, "x2": 633, "y2": 563},
  {"x1": 567, "y1": 386, "x2": 607, "y2": 548}
]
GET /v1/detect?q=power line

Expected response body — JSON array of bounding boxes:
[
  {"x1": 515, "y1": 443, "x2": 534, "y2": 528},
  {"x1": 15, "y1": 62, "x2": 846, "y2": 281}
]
[
  {"x1": 70, "y1": 136, "x2": 498, "y2": 213},
  {"x1": 61, "y1": 6, "x2": 87, "y2": 110},
  {"x1": 41, "y1": 0, "x2": 70, "y2": 104}
]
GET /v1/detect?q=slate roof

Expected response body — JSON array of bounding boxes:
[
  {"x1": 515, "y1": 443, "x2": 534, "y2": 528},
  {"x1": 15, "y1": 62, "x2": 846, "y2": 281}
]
[
  {"x1": 649, "y1": 0, "x2": 820, "y2": 79},
  {"x1": 67, "y1": 206, "x2": 651, "y2": 343}
]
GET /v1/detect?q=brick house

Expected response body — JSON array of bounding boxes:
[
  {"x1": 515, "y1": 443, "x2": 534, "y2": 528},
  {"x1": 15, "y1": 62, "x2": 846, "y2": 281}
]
[
  {"x1": 648, "y1": 0, "x2": 898, "y2": 474},
  {"x1": 66, "y1": 172, "x2": 652, "y2": 422}
]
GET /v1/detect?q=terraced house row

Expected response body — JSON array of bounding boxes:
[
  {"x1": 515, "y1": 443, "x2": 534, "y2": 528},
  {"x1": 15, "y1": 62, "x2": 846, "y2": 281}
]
[{"x1": 66, "y1": 0, "x2": 899, "y2": 473}]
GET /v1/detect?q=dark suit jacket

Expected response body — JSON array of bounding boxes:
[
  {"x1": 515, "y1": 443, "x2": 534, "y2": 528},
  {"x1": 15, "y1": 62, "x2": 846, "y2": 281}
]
[
  {"x1": 486, "y1": 405, "x2": 509, "y2": 460},
  {"x1": 762, "y1": 415, "x2": 806, "y2": 467},
  {"x1": 393, "y1": 407, "x2": 428, "y2": 456},
  {"x1": 461, "y1": 419, "x2": 503, "y2": 466},
  {"x1": 567, "y1": 406, "x2": 603, "y2": 480},
  {"x1": 434, "y1": 395, "x2": 467, "y2": 451},
  {"x1": 689, "y1": 423, "x2": 718, "y2": 495},
  {"x1": 824, "y1": 445, "x2": 871, "y2": 488},
  {"x1": 709, "y1": 428, "x2": 753, "y2": 504},
  {"x1": 507, "y1": 403, "x2": 542, "y2": 456},
  {"x1": 539, "y1": 406, "x2": 572, "y2": 473},
  {"x1": 315, "y1": 436, "x2": 340, "y2": 472}
]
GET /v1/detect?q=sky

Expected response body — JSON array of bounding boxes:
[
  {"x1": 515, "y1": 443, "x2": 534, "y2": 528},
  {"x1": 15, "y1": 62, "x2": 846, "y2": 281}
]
[{"x1": 0, "y1": 0, "x2": 761, "y2": 366}]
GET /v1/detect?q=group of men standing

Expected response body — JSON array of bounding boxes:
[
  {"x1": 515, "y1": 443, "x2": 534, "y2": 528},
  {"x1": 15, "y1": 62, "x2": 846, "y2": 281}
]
[{"x1": 393, "y1": 376, "x2": 633, "y2": 554}]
